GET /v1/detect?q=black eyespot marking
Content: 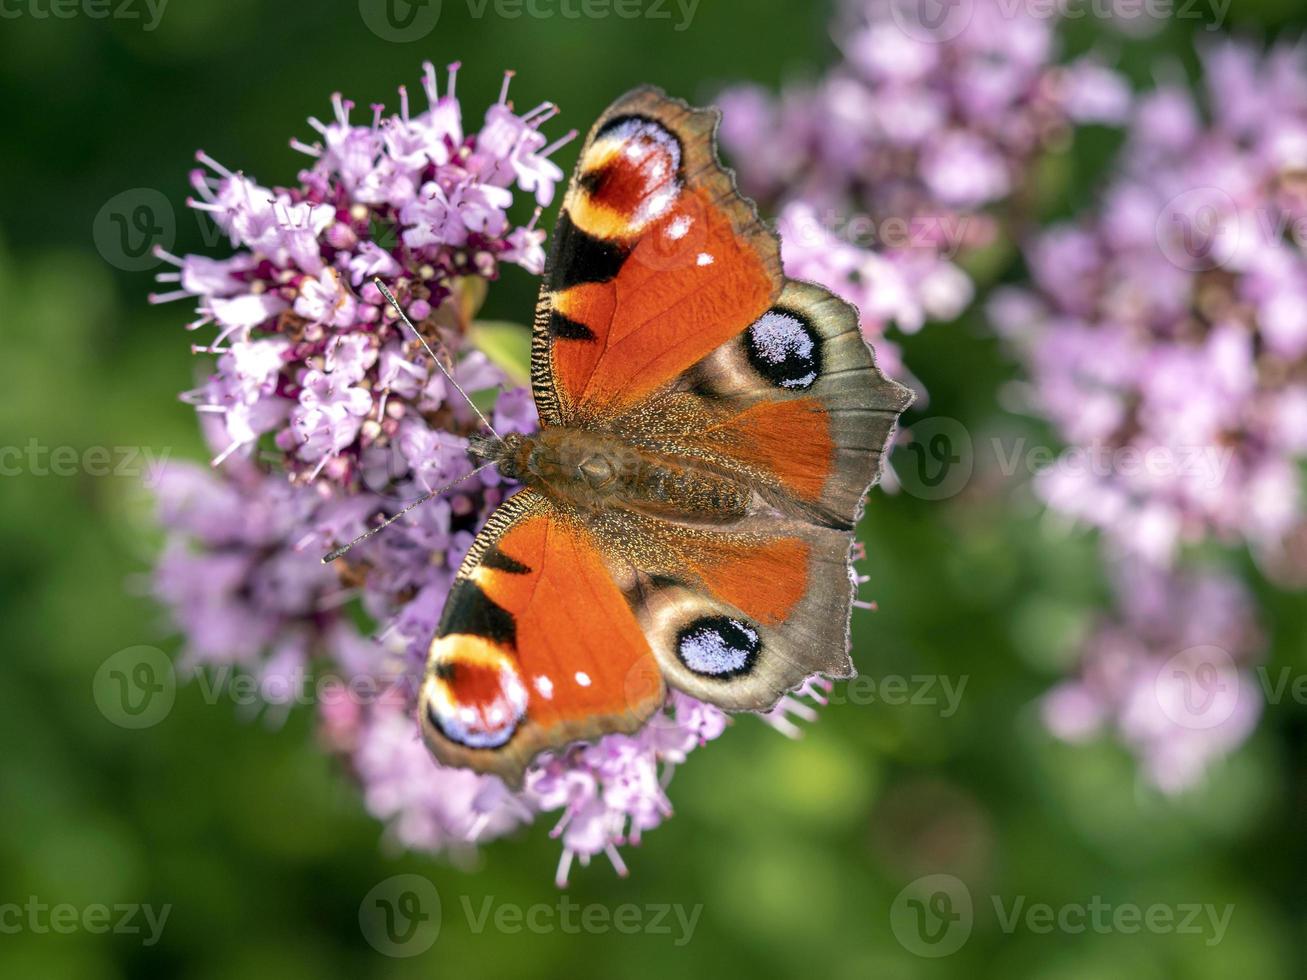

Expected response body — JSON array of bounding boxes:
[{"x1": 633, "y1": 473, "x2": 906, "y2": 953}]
[
  {"x1": 675, "y1": 616, "x2": 761, "y2": 679},
  {"x1": 547, "y1": 309, "x2": 596, "y2": 342},
  {"x1": 481, "y1": 547, "x2": 531, "y2": 574},
  {"x1": 547, "y1": 211, "x2": 629, "y2": 291},
  {"x1": 745, "y1": 308, "x2": 823, "y2": 390},
  {"x1": 438, "y1": 579, "x2": 516, "y2": 646}
]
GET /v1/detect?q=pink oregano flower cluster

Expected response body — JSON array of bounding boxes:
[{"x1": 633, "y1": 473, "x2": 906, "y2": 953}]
[
  {"x1": 148, "y1": 65, "x2": 836, "y2": 884},
  {"x1": 1040, "y1": 559, "x2": 1264, "y2": 795},
  {"x1": 718, "y1": 0, "x2": 1129, "y2": 391},
  {"x1": 988, "y1": 41, "x2": 1307, "y2": 789},
  {"x1": 993, "y1": 41, "x2": 1307, "y2": 578}
]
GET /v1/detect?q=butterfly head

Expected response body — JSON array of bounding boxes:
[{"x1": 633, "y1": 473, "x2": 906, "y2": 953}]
[
  {"x1": 466, "y1": 432, "x2": 506, "y2": 461},
  {"x1": 467, "y1": 431, "x2": 532, "y2": 480}
]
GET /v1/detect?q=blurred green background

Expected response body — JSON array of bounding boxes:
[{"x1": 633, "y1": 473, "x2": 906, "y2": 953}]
[{"x1": 3, "y1": 1, "x2": 1307, "y2": 977}]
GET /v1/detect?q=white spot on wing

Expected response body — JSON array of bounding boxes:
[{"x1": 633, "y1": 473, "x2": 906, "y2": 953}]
[
  {"x1": 575, "y1": 671, "x2": 592, "y2": 687},
  {"x1": 635, "y1": 186, "x2": 677, "y2": 227},
  {"x1": 667, "y1": 215, "x2": 692, "y2": 240}
]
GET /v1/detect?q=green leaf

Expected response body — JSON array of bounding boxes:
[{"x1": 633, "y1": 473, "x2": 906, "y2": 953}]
[
  {"x1": 469, "y1": 319, "x2": 532, "y2": 386},
  {"x1": 367, "y1": 217, "x2": 398, "y2": 251}
]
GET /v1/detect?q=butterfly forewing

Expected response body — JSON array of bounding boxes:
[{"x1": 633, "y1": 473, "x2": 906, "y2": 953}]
[{"x1": 530, "y1": 86, "x2": 782, "y2": 426}]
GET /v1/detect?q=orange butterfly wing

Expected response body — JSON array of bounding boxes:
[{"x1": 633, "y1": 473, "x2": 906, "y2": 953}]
[{"x1": 419, "y1": 490, "x2": 664, "y2": 785}]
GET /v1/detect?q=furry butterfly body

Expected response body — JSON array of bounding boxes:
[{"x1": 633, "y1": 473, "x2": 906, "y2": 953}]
[{"x1": 418, "y1": 87, "x2": 912, "y2": 785}]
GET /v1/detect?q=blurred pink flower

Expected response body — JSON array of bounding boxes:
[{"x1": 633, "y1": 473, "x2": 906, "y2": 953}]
[
  {"x1": 1041, "y1": 561, "x2": 1264, "y2": 794},
  {"x1": 991, "y1": 41, "x2": 1307, "y2": 791},
  {"x1": 992, "y1": 40, "x2": 1307, "y2": 580},
  {"x1": 719, "y1": 0, "x2": 1129, "y2": 394}
]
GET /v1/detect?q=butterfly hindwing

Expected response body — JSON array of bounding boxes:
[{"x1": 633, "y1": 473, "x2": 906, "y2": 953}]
[
  {"x1": 584, "y1": 508, "x2": 861, "y2": 711},
  {"x1": 610, "y1": 278, "x2": 913, "y2": 529},
  {"x1": 419, "y1": 489, "x2": 665, "y2": 786}
]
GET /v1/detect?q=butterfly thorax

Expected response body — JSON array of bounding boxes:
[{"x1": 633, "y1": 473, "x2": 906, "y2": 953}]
[{"x1": 473, "y1": 430, "x2": 752, "y2": 521}]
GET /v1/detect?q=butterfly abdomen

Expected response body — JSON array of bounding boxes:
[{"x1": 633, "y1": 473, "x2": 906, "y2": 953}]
[
  {"x1": 487, "y1": 429, "x2": 751, "y2": 521},
  {"x1": 636, "y1": 457, "x2": 752, "y2": 520}
]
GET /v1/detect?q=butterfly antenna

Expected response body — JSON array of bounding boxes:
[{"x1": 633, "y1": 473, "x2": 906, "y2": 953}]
[
  {"x1": 373, "y1": 278, "x2": 501, "y2": 440},
  {"x1": 321, "y1": 462, "x2": 494, "y2": 564}
]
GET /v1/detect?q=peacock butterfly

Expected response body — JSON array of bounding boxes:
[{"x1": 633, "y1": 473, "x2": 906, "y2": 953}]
[{"x1": 382, "y1": 87, "x2": 911, "y2": 786}]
